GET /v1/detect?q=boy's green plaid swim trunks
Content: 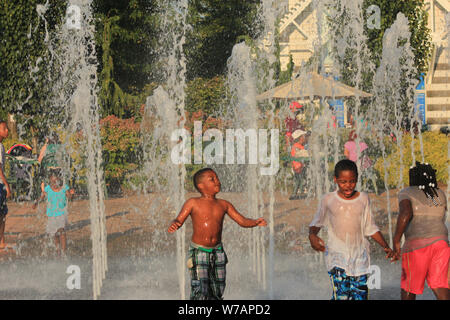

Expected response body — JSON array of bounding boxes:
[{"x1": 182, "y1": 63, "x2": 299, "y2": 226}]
[{"x1": 188, "y1": 242, "x2": 228, "y2": 300}]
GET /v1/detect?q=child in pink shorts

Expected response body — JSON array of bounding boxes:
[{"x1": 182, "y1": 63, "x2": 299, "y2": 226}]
[{"x1": 393, "y1": 162, "x2": 450, "y2": 300}]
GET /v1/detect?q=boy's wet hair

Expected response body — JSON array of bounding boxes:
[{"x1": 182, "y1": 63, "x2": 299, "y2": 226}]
[
  {"x1": 193, "y1": 168, "x2": 215, "y2": 192},
  {"x1": 334, "y1": 159, "x2": 358, "y2": 178}
]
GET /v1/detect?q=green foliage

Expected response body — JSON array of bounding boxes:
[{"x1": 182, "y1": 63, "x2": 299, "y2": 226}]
[
  {"x1": 0, "y1": 1, "x2": 66, "y2": 140},
  {"x1": 374, "y1": 131, "x2": 449, "y2": 187},
  {"x1": 185, "y1": 0, "x2": 262, "y2": 79},
  {"x1": 0, "y1": 109, "x2": 7, "y2": 123},
  {"x1": 94, "y1": 0, "x2": 160, "y2": 118},
  {"x1": 272, "y1": 18, "x2": 295, "y2": 86},
  {"x1": 185, "y1": 76, "x2": 227, "y2": 116},
  {"x1": 94, "y1": 0, "x2": 160, "y2": 92},
  {"x1": 278, "y1": 54, "x2": 294, "y2": 85},
  {"x1": 325, "y1": 0, "x2": 431, "y2": 125},
  {"x1": 99, "y1": 115, "x2": 141, "y2": 191},
  {"x1": 327, "y1": 0, "x2": 431, "y2": 87},
  {"x1": 363, "y1": 0, "x2": 432, "y2": 78}
]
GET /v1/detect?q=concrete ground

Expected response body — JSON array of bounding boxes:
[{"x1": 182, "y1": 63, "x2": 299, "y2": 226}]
[{"x1": 0, "y1": 189, "x2": 446, "y2": 300}]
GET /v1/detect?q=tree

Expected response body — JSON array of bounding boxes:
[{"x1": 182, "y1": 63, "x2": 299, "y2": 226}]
[
  {"x1": 93, "y1": 0, "x2": 160, "y2": 117},
  {"x1": 321, "y1": 0, "x2": 431, "y2": 127},
  {"x1": 272, "y1": 18, "x2": 294, "y2": 86},
  {"x1": 0, "y1": 0, "x2": 66, "y2": 147},
  {"x1": 185, "y1": 76, "x2": 226, "y2": 115},
  {"x1": 363, "y1": 0, "x2": 432, "y2": 79},
  {"x1": 185, "y1": 0, "x2": 262, "y2": 80},
  {"x1": 324, "y1": 0, "x2": 431, "y2": 89},
  {"x1": 362, "y1": 0, "x2": 431, "y2": 130}
]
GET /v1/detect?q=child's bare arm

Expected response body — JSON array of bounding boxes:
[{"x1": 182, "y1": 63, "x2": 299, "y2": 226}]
[
  {"x1": 226, "y1": 201, "x2": 267, "y2": 228},
  {"x1": 0, "y1": 167, "x2": 11, "y2": 199},
  {"x1": 168, "y1": 199, "x2": 194, "y2": 233},
  {"x1": 66, "y1": 189, "x2": 75, "y2": 201},
  {"x1": 32, "y1": 191, "x2": 47, "y2": 209},
  {"x1": 392, "y1": 199, "x2": 413, "y2": 260},
  {"x1": 370, "y1": 231, "x2": 395, "y2": 260},
  {"x1": 308, "y1": 226, "x2": 325, "y2": 252},
  {"x1": 37, "y1": 139, "x2": 48, "y2": 163}
]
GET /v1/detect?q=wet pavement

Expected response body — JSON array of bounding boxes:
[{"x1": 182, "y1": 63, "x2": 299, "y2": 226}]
[{"x1": 0, "y1": 190, "x2": 444, "y2": 300}]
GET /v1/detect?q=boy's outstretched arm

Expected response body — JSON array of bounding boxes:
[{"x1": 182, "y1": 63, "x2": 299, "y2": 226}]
[
  {"x1": 309, "y1": 226, "x2": 325, "y2": 252},
  {"x1": 392, "y1": 199, "x2": 413, "y2": 261},
  {"x1": 168, "y1": 199, "x2": 194, "y2": 233},
  {"x1": 226, "y1": 201, "x2": 267, "y2": 228},
  {"x1": 370, "y1": 231, "x2": 395, "y2": 260}
]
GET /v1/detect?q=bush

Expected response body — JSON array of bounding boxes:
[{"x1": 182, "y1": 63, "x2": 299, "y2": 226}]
[
  {"x1": 185, "y1": 76, "x2": 227, "y2": 116},
  {"x1": 374, "y1": 131, "x2": 449, "y2": 187},
  {"x1": 100, "y1": 115, "x2": 141, "y2": 193}
]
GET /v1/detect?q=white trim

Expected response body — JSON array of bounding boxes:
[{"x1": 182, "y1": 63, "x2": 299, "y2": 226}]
[
  {"x1": 435, "y1": 0, "x2": 450, "y2": 12},
  {"x1": 292, "y1": 20, "x2": 309, "y2": 39},
  {"x1": 279, "y1": 0, "x2": 312, "y2": 34}
]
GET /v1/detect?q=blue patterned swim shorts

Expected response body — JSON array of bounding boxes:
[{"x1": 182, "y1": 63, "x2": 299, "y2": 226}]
[{"x1": 328, "y1": 267, "x2": 369, "y2": 300}]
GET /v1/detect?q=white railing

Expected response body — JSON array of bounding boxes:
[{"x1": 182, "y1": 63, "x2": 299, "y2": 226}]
[{"x1": 279, "y1": 0, "x2": 312, "y2": 34}]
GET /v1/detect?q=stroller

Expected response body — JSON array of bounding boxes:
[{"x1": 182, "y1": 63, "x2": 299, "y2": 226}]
[{"x1": 6, "y1": 144, "x2": 39, "y2": 201}]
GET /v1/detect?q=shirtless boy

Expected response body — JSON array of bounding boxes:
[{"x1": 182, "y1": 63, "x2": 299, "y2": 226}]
[{"x1": 168, "y1": 168, "x2": 267, "y2": 300}]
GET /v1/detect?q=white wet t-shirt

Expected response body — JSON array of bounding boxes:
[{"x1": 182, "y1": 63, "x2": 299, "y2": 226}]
[{"x1": 309, "y1": 191, "x2": 379, "y2": 276}]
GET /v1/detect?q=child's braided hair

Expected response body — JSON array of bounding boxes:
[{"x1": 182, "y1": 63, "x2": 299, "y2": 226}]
[{"x1": 409, "y1": 162, "x2": 440, "y2": 206}]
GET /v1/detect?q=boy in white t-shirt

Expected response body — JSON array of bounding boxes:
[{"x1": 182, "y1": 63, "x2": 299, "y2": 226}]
[{"x1": 308, "y1": 159, "x2": 394, "y2": 300}]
